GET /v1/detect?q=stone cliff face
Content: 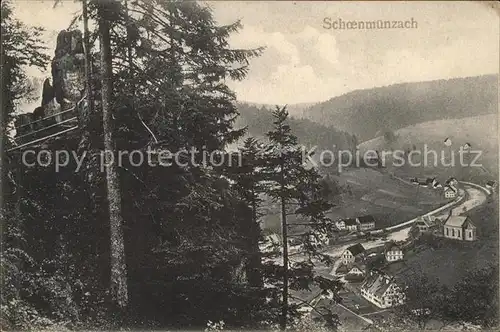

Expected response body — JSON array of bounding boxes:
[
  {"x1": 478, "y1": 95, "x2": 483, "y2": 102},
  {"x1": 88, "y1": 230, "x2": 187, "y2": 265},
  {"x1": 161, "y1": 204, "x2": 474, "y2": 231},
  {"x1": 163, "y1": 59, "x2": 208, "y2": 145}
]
[
  {"x1": 51, "y1": 30, "x2": 86, "y2": 111},
  {"x1": 15, "y1": 30, "x2": 87, "y2": 140}
]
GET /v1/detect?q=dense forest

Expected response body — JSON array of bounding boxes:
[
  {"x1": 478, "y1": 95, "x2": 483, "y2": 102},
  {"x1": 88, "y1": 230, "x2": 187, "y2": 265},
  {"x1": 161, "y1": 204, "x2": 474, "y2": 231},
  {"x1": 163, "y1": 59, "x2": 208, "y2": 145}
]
[
  {"x1": 235, "y1": 103, "x2": 358, "y2": 153},
  {"x1": 0, "y1": 1, "x2": 341, "y2": 330},
  {"x1": 300, "y1": 74, "x2": 498, "y2": 141}
]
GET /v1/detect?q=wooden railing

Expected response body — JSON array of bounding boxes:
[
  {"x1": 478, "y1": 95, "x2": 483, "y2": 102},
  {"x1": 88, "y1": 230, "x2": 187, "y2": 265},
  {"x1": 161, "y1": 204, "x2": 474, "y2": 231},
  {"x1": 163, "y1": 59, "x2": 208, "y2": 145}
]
[{"x1": 8, "y1": 104, "x2": 80, "y2": 152}]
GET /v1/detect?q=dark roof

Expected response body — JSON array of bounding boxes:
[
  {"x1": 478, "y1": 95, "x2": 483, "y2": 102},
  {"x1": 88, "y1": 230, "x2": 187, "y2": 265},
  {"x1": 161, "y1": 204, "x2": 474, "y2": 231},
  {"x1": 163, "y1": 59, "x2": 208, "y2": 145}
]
[
  {"x1": 336, "y1": 264, "x2": 349, "y2": 273},
  {"x1": 444, "y1": 185, "x2": 458, "y2": 193},
  {"x1": 445, "y1": 177, "x2": 457, "y2": 184},
  {"x1": 361, "y1": 272, "x2": 393, "y2": 298},
  {"x1": 381, "y1": 260, "x2": 409, "y2": 277},
  {"x1": 358, "y1": 215, "x2": 375, "y2": 224},
  {"x1": 445, "y1": 216, "x2": 475, "y2": 228},
  {"x1": 384, "y1": 242, "x2": 402, "y2": 253},
  {"x1": 347, "y1": 264, "x2": 366, "y2": 274},
  {"x1": 425, "y1": 178, "x2": 436, "y2": 184},
  {"x1": 344, "y1": 218, "x2": 358, "y2": 226},
  {"x1": 346, "y1": 243, "x2": 365, "y2": 256},
  {"x1": 416, "y1": 215, "x2": 435, "y2": 227}
]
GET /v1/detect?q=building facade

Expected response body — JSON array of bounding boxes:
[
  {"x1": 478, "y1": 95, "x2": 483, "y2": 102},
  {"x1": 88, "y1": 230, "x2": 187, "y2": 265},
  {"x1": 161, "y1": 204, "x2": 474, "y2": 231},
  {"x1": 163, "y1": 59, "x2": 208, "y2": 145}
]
[
  {"x1": 415, "y1": 215, "x2": 435, "y2": 233},
  {"x1": 384, "y1": 243, "x2": 404, "y2": 262},
  {"x1": 341, "y1": 243, "x2": 365, "y2": 265},
  {"x1": 335, "y1": 220, "x2": 346, "y2": 230},
  {"x1": 443, "y1": 216, "x2": 476, "y2": 241},
  {"x1": 444, "y1": 185, "x2": 458, "y2": 198},
  {"x1": 361, "y1": 272, "x2": 405, "y2": 309},
  {"x1": 344, "y1": 218, "x2": 358, "y2": 232},
  {"x1": 357, "y1": 215, "x2": 376, "y2": 231}
]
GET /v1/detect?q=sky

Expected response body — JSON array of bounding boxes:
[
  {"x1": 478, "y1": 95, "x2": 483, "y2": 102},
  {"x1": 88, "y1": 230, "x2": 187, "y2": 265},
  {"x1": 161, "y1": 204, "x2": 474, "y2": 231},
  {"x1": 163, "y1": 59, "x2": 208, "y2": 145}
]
[{"x1": 13, "y1": 0, "x2": 500, "y2": 105}]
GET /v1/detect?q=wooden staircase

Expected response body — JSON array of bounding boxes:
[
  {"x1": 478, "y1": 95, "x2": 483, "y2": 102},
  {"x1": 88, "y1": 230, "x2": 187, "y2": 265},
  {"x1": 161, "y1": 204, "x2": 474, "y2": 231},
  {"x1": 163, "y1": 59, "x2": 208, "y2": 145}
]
[{"x1": 8, "y1": 101, "x2": 82, "y2": 152}]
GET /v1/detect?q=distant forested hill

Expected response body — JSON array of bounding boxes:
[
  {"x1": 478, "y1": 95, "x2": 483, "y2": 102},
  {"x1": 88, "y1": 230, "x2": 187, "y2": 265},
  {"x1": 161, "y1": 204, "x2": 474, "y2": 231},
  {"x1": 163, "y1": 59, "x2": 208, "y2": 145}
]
[
  {"x1": 300, "y1": 74, "x2": 498, "y2": 142},
  {"x1": 235, "y1": 103, "x2": 357, "y2": 152}
]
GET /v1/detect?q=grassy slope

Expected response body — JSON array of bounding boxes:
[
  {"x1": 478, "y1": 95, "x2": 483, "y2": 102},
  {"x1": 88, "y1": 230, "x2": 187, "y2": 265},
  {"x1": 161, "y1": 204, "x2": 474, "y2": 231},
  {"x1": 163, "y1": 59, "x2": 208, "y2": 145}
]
[
  {"x1": 393, "y1": 196, "x2": 499, "y2": 288},
  {"x1": 261, "y1": 168, "x2": 449, "y2": 233},
  {"x1": 358, "y1": 114, "x2": 498, "y2": 183},
  {"x1": 302, "y1": 74, "x2": 498, "y2": 141}
]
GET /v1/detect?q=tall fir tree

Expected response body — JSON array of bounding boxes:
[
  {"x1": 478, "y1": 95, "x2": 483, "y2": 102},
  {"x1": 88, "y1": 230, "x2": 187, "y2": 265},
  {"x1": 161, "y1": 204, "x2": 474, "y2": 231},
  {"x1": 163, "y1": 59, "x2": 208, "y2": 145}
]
[
  {"x1": 263, "y1": 106, "x2": 341, "y2": 330},
  {"x1": 96, "y1": 0, "x2": 128, "y2": 309}
]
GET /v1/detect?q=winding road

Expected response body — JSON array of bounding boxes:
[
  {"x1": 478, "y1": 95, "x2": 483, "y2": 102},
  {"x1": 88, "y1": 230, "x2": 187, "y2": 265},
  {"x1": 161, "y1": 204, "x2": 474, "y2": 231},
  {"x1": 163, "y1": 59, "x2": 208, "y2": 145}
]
[
  {"x1": 323, "y1": 182, "x2": 489, "y2": 260},
  {"x1": 264, "y1": 182, "x2": 490, "y2": 273}
]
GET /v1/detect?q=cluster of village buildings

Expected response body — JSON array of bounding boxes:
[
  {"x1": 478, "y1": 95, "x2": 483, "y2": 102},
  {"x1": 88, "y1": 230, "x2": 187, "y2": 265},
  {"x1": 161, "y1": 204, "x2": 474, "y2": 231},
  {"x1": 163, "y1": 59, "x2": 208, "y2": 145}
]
[
  {"x1": 335, "y1": 206, "x2": 478, "y2": 309},
  {"x1": 335, "y1": 215, "x2": 376, "y2": 232},
  {"x1": 259, "y1": 177, "x2": 496, "y2": 309},
  {"x1": 411, "y1": 176, "x2": 460, "y2": 199}
]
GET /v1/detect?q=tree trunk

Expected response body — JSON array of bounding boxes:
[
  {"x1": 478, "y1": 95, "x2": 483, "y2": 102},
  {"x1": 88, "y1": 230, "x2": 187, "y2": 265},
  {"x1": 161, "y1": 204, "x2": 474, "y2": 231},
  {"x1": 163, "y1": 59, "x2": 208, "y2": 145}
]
[
  {"x1": 0, "y1": 51, "x2": 9, "y2": 229},
  {"x1": 247, "y1": 190, "x2": 263, "y2": 287},
  {"x1": 124, "y1": 0, "x2": 134, "y2": 98},
  {"x1": 98, "y1": 10, "x2": 128, "y2": 309},
  {"x1": 279, "y1": 161, "x2": 288, "y2": 330},
  {"x1": 82, "y1": 0, "x2": 94, "y2": 116}
]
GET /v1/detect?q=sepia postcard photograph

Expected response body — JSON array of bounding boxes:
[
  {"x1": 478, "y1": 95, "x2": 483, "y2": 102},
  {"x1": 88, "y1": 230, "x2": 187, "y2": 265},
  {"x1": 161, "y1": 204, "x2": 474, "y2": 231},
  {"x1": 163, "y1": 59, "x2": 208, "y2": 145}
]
[{"x1": 1, "y1": 0, "x2": 499, "y2": 331}]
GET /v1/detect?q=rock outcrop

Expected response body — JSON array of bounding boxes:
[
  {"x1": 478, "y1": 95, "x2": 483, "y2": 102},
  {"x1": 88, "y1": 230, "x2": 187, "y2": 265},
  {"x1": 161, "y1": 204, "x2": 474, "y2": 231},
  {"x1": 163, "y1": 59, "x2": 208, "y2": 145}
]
[{"x1": 14, "y1": 30, "x2": 87, "y2": 142}]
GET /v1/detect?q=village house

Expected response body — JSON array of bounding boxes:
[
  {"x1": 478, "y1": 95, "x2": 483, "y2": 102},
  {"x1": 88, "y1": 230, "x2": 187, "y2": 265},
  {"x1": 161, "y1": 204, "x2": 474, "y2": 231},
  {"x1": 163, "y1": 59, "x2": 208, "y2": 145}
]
[
  {"x1": 446, "y1": 177, "x2": 459, "y2": 186},
  {"x1": 344, "y1": 218, "x2": 358, "y2": 232},
  {"x1": 415, "y1": 215, "x2": 435, "y2": 233},
  {"x1": 260, "y1": 233, "x2": 282, "y2": 252},
  {"x1": 361, "y1": 271, "x2": 405, "y2": 309},
  {"x1": 486, "y1": 180, "x2": 497, "y2": 193},
  {"x1": 345, "y1": 263, "x2": 366, "y2": 281},
  {"x1": 347, "y1": 263, "x2": 366, "y2": 277},
  {"x1": 308, "y1": 231, "x2": 329, "y2": 248},
  {"x1": 444, "y1": 185, "x2": 458, "y2": 199},
  {"x1": 357, "y1": 215, "x2": 376, "y2": 231},
  {"x1": 338, "y1": 216, "x2": 377, "y2": 233},
  {"x1": 341, "y1": 243, "x2": 365, "y2": 265},
  {"x1": 384, "y1": 242, "x2": 404, "y2": 262},
  {"x1": 417, "y1": 179, "x2": 429, "y2": 187},
  {"x1": 335, "y1": 219, "x2": 346, "y2": 230},
  {"x1": 428, "y1": 178, "x2": 442, "y2": 189},
  {"x1": 443, "y1": 215, "x2": 477, "y2": 241}
]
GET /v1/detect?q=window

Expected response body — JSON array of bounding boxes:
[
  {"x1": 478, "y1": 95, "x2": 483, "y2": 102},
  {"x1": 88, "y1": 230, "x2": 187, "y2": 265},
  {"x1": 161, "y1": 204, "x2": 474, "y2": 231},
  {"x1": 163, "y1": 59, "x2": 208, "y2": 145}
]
[
  {"x1": 452, "y1": 228, "x2": 455, "y2": 237},
  {"x1": 446, "y1": 228, "x2": 449, "y2": 236},
  {"x1": 458, "y1": 230, "x2": 461, "y2": 238},
  {"x1": 469, "y1": 231, "x2": 473, "y2": 238}
]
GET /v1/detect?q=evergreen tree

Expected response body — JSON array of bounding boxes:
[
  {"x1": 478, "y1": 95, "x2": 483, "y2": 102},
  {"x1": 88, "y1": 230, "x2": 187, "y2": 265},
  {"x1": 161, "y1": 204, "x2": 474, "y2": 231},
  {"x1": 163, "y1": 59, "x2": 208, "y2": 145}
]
[
  {"x1": 1, "y1": 1, "x2": 53, "y2": 329},
  {"x1": 224, "y1": 137, "x2": 267, "y2": 287},
  {"x1": 262, "y1": 106, "x2": 340, "y2": 330},
  {"x1": 96, "y1": 0, "x2": 128, "y2": 309}
]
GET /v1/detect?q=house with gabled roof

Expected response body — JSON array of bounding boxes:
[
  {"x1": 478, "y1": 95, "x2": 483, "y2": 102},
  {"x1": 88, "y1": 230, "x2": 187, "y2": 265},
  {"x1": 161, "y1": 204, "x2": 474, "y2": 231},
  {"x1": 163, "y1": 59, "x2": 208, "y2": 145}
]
[
  {"x1": 356, "y1": 215, "x2": 376, "y2": 231},
  {"x1": 486, "y1": 180, "x2": 497, "y2": 193},
  {"x1": 446, "y1": 177, "x2": 458, "y2": 185},
  {"x1": 443, "y1": 215, "x2": 476, "y2": 241},
  {"x1": 360, "y1": 271, "x2": 405, "y2": 308},
  {"x1": 341, "y1": 243, "x2": 365, "y2": 265},
  {"x1": 335, "y1": 219, "x2": 346, "y2": 230},
  {"x1": 347, "y1": 263, "x2": 366, "y2": 276},
  {"x1": 344, "y1": 218, "x2": 358, "y2": 232},
  {"x1": 384, "y1": 242, "x2": 404, "y2": 262},
  {"x1": 345, "y1": 263, "x2": 367, "y2": 282},
  {"x1": 444, "y1": 185, "x2": 458, "y2": 199},
  {"x1": 415, "y1": 215, "x2": 438, "y2": 233}
]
